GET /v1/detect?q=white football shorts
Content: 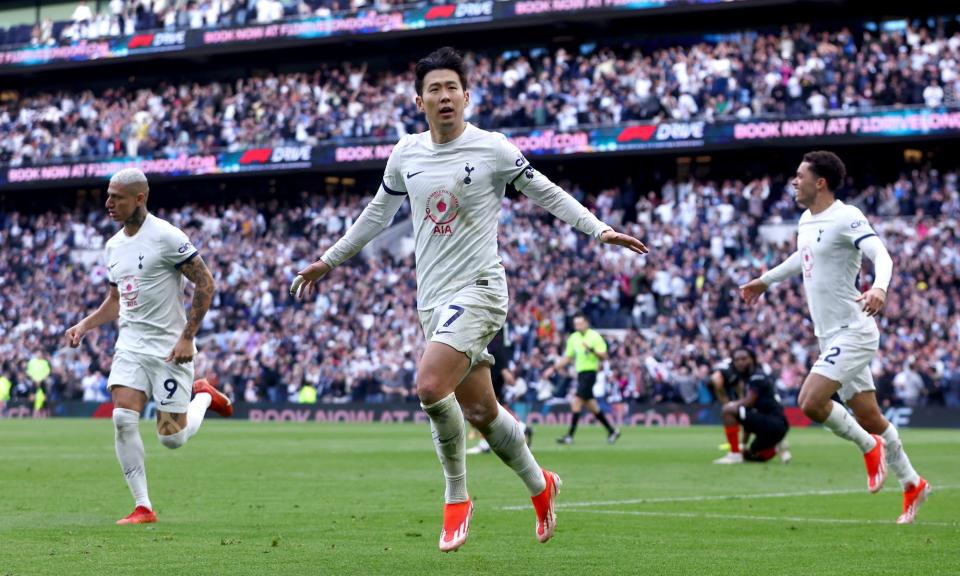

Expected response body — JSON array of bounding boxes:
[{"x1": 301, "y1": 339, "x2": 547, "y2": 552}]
[
  {"x1": 108, "y1": 348, "x2": 194, "y2": 412},
  {"x1": 810, "y1": 325, "x2": 879, "y2": 402},
  {"x1": 418, "y1": 276, "x2": 508, "y2": 369}
]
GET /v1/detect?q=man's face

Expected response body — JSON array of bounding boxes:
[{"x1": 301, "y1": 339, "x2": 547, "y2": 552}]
[
  {"x1": 417, "y1": 69, "x2": 469, "y2": 132},
  {"x1": 573, "y1": 316, "x2": 588, "y2": 333},
  {"x1": 105, "y1": 183, "x2": 144, "y2": 222},
  {"x1": 791, "y1": 161, "x2": 822, "y2": 208},
  {"x1": 732, "y1": 350, "x2": 753, "y2": 375}
]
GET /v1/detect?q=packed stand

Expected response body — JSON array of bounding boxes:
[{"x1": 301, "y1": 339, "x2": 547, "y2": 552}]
[
  {"x1": 1, "y1": 168, "x2": 958, "y2": 410},
  {"x1": 3, "y1": 0, "x2": 432, "y2": 47},
  {"x1": 4, "y1": 21, "x2": 960, "y2": 166}
]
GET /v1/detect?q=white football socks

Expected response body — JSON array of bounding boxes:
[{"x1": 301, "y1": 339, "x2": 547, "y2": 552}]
[
  {"x1": 187, "y1": 392, "x2": 212, "y2": 438},
  {"x1": 822, "y1": 401, "x2": 877, "y2": 453},
  {"x1": 481, "y1": 405, "x2": 546, "y2": 496},
  {"x1": 881, "y1": 424, "x2": 921, "y2": 489},
  {"x1": 113, "y1": 408, "x2": 152, "y2": 510},
  {"x1": 422, "y1": 393, "x2": 468, "y2": 503}
]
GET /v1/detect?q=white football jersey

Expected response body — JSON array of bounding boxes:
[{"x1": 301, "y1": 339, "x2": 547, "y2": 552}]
[
  {"x1": 795, "y1": 200, "x2": 878, "y2": 338},
  {"x1": 322, "y1": 123, "x2": 610, "y2": 310},
  {"x1": 105, "y1": 213, "x2": 198, "y2": 357}
]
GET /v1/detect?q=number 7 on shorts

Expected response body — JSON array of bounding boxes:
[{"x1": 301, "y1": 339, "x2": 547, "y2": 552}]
[{"x1": 435, "y1": 305, "x2": 466, "y2": 334}]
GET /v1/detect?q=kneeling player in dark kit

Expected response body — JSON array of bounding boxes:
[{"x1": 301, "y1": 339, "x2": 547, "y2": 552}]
[{"x1": 714, "y1": 348, "x2": 791, "y2": 464}]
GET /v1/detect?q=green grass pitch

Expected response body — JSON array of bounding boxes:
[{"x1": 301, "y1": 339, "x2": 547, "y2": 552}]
[{"x1": 1, "y1": 420, "x2": 958, "y2": 576}]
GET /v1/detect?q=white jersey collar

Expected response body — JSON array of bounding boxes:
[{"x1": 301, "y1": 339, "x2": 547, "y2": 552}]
[{"x1": 426, "y1": 123, "x2": 474, "y2": 152}]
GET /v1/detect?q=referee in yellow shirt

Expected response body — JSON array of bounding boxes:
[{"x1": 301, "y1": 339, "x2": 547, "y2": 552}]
[{"x1": 546, "y1": 314, "x2": 620, "y2": 445}]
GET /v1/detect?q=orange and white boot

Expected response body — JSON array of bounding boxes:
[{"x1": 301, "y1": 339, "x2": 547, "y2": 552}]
[
  {"x1": 897, "y1": 477, "x2": 932, "y2": 524},
  {"x1": 531, "y1": 469, "x2": 562, "y2": 543},
  {"x1": 116, "y1": 505, "x2": 157, "y2": 525},
  {"x1": 863, "y1": 434, "x2": 886, "y2": 493},
  {"x1": 439, "y1": 499, "x2": 473, "y2": 552},
  {"x1": 193, "y1": 378, "x2": 233, "y2": 417}
]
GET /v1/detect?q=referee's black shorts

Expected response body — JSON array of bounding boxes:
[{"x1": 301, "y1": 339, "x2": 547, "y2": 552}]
[{"x1": 575, "y1": 371, "x2": 598, "y2": 400}]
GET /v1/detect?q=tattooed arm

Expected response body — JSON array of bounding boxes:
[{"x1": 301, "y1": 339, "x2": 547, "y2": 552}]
[{"x1": 165, "y1": 255, "x2": 216, "y2": 364}]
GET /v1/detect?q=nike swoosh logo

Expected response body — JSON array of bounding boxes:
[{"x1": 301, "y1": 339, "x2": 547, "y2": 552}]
[
  {"x1": 406, "y1": 171, "x2": 424, "y2": 179},
  {"x1": 109, "y1": 262, "x2": 119, "y2": 269},
  {"x1": 435, "y1": 330, "x2": 454, "y2": 335},
  {"x1": 159, "y1": 400, "x2": 175, "y2": 405}
]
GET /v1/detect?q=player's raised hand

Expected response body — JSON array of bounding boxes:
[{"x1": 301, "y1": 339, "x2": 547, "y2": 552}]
[
  {"x1": 290, "y1": 259, "x2": 333, "y2": 300},
  {"x1": 739, "y1": 278, "x2": 769, "y2": 306},
  {"x1": 599, "y1": 229, "x2": 649, "y2": 255},
  {"x1": 65, "y1": 321, "x2": 87, "y2": 348},
  {"x1": 855, "y1": 287, "x2": 886, "y2": 317}
]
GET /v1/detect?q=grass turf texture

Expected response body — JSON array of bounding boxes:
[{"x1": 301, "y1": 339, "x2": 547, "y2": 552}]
[{"x1": 1, "y1": 420, "x2": 958, "y2": 576}]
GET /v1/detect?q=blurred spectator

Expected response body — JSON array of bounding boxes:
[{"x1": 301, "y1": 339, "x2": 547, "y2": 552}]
[{"x1": 893, "y1": 360, "x2": 926, "y2": 406}]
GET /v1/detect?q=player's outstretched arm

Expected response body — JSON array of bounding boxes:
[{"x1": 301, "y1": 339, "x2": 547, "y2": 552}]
[
  {"x1": 742, "y1": 250, "x2": 802, "y2": 305},
  {"x1": 855, "y1": 235, "x2": 893, "y2": 317},
  {"x1": 167, "y1": 255, "x2": 215, "y2": 364},
  {"x1": 497, "y1": 137, "x2": 648, "y2": 251},
  {"x1": 290, "y1": 186, "x2": 406, "y2": 300},
  {"x1": 521, "y1": 178, "x2": 648, "y2": 253},
  {"x1": 599, "y1": 229, "x2": 648, "y2": 255},
  {"x1": 739, "y1": 278, "x2": 769, "y2": 306},
  {"x1": 65, "y1": 285, "x2": 120, "y2": 347},
  {"x1": 290, "y1": 258, "x2": 332, "y2": 300}
]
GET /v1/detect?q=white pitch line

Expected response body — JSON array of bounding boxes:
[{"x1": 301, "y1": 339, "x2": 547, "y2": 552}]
[
  {"x1": 564, "y1": 509, "x2": 959, "y2": 528},
  {"x1": 501, "y1": 484, "x2": 960, "y2": 511}
]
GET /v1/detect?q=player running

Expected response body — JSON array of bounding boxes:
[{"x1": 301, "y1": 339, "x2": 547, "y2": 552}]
[
  {"x1": 65, "y1": 168, "x2": 233, "y2": 525},
  {"x1": 740, "y1": 151, "x2": 930, "y2": 523},
  {"x1": 291, "y1": 47, "x2": 648, "y2": 551}
]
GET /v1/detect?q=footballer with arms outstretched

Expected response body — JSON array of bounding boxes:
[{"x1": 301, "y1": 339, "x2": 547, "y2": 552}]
[
  {"x1": 291, "y1": 47, "x2": 648, "y2": 551},
  {"x1": 65, "y1": 168, "x2": 233, "y2": 525},
  {"x1": 740, "y1": 151, "x2": 930, "y2": 523}
]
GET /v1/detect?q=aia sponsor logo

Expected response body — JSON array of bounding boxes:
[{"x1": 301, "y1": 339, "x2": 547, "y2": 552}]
[
  {"x1": 801, "y1": 245, "x2": 814, "y2": 277},
  {"x1": 119, "y1": 275, "x2": 141, "y2": 308},
  {"x1": 425, "y1": 188, "x2": 460, "y2": 235}
]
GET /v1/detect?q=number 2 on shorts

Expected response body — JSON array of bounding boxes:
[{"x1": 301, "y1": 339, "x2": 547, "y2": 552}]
[{"x1": 822, "y1": 347, "x2": 841, "y2": 365}]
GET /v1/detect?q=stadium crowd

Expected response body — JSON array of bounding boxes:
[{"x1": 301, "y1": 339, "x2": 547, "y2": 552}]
[
  {"x1": 2, "y1": 0, "x2": 423, "y2": 47},
  {"x1": 1, "y1": 166, "x2": 958, "y2": 410},
  {"x1": 3, "y1": 21, "x2": 960, "y2": 166}
]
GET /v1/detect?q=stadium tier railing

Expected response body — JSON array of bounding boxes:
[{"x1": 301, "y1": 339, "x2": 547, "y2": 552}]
[
  {"x1": 0, "y1": 0, "x2": 757, "y2": 72},
  {"x1": 3, "y1": 105, "x2": 959, "y2": 190}
]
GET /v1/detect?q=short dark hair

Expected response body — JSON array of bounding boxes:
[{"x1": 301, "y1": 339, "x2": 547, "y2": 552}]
[
  {"x1": 415, "y1": 47, "x2": 468, "y2": 96},
  {"x1": 802, "y1": 150, "x2": 846, "y2": 192},
  {"x1": 733, "y1": 347, "x2": 757, "y2": 365}
]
